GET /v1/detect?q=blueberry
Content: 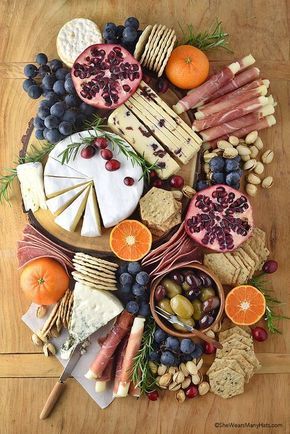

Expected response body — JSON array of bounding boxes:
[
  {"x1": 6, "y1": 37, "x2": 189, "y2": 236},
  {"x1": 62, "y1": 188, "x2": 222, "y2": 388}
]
[
  {"x1": 165, "y1": 337, "x2": 180, "y2": 352},
  {"x1": 181, "y1": 353, "x2": 193, "y2": 362},
  {"x1": 116, "y1": 25, "x2": 125, "y2": 39},
  {"x1": 65, "y1": 94, "x2": 80, "y2": 107},
  {"x1": 24, "y1": 64, "x2": 38, "y2": 78},
  {"x1": 209, "y1": 156, "x2": 225, "y2": 172},
  {"x1": 55, "y1": 67, "x2": 69, "y2": 80},
  {"x1": 42, "y1": 74, "x2": 56, "y2": 90},
  {"x1": 126, "y1": 300, "x2": 139, "y2": 314},
  {"x1": 117, "y1": 262, "x2": 128, "y2": 277},
  {"x1": 103, "y1": 27, "x2": 116, "y2": 41},
  {"x1": 122, "y1": 26, "x2": 138, "y2": 43},
  {"x1": 138, "y1": 302, "x2": 150, "y2": 317},
  {"x1": 23, "y1": 78, "x2": 36, "y2": 92},
  {"x1": 124, "y1": 17, "x2": 139, "y2": 30},
  {"x1": 53, "y1": 80, "x2": 66, "y2": 96},
  {"x1": 149, "y1": 351, "x2": 160, "y2": 363},
  {"x1": 28, "y1": 85, "x2": 42, "y2": 99},
  {"x1": 50, "y1": 101, "x2": 66, "y2": 118},
  {"x1": 33, "y1": 117, "x2": 45, "y2": 129},
  {"x1": 196, "y1": 179, "x2": 210, "y2": 191},
  {"x1": 132, "y1": 283, "x2": 146, "y2": 297},
  {"x1": 44, "y1": 115, "x2": 60, "y2": 129},
  {"x1": 75, "y1": 113, "x2": 86, "y2": 129},
  {"x1": 212, "y1": 172, "x2": 225, "y2": 184},
  {"x1": 118, "y1": 284, "x2": 131, "y2": 295},
  {"x1": 180, "y1": 338, "x2": 195, "y2": 354},
  {"x1": 45, "y1": 92, "x2": 59, "y2": 105},
  {"x1": 225, "y1": 158, "x2": 240, "y2": 172},
  {"x1": 127, "y1": 262, "x2": 141, "y2": 275},
  {"x1": 120, "y1": 272, "x2": 133, "y2": 286},
  {"x1": 46, "y1": 128, "x2": 62, "y2": 144},
  {"x1": 190, "y1": 343, "x2": 203, "y2": 359},
  {"x1": 38, "y1": 106, "x2": 50, "y2": 120},
  {"x1": 43, "y1": 128, "x2": 49, "y2": 140},
  {"x1": 154, "y1": 327, "x2": 167, "y2": 344},
  {"x1": 104, "y1": 22, "x2": 117, "y2": 33},
  {"x1": 80, "y1": 102, "x2": 95, "y2": 115},
  {"x1": 38, "y1": 64, "x2": 51, "y2": 77},
  {"x1": 231, "y1": 182, "x2": 240, "y2": 190},
  {"x1": 64, "y1": 77, "x2": 76, "y2": 94},
  {"x1": 49, "y1": 59, "x2": 63, "y2": 72},
  {"x1": 63, "y1": 110, "x2": 77, "y2": 123},
  {"x1": 105, "y1": 38, "x2": 119, "y2": 44},
  {"x1": 59, "y1": 121, "x2": 73, "y2": 136},
  {"x1": 225, "y1": 171, "x2": 241, "y2": 186},
  {"x1": 160, "y1": 351, "x2": 177, "y2": 366},
  {"x1": 136, "y1": 271, "x2": 150, "y2": 286},
  {"x1": 35, "y1": 129, "x2": 44, "y2": 140},
  {"x1": 35, "y1": 53, "x2": 48, "y2": 65}
]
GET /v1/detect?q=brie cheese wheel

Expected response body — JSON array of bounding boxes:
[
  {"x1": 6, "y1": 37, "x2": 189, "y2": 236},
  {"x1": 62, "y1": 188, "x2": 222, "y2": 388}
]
[
  {"x1": 45, "y1": 177, "x2": 91, "y2": 198},
  {"x1": 44, "y1": 157, "x2": 88, "y2": 179},
  {"x1": 81, "y1": 186, "x2": 102, "y2": 237},
  {"x1": 60, "y1": 281, "x2": 123, "y2": 359},
  {"x1": 46, "y1": 183, "x2": 91, "y2": 216},
  {"x1": 54, "y1": 186, "x2": 90, "y2": 231}
]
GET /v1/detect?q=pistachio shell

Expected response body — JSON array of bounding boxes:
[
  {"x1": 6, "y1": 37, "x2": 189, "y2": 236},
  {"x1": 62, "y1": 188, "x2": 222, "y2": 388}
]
[
  {"x1": 182, "y1": 185, "x2": 196, "y2": 199},
  {"x1": 243, "y1": 159, "x2": 257, "y2": 171},
  {"x1": 179, "y1": 363, "x2": 190, "y2": 377},
  {"x1": 196, "y1": 359, "x2": 203, "y2": 370},
  {"x1": 246, "y1": 183, "x2": 258, "y2": 197},
  {"x1": 203, "y1": 163, "x2": 210, "y2": 174},
  {"x1": 254, "y1": 161, "x2": 265, "y2": 175},
  {"x1": 186, "y1": 361, "x2": 198, "y2": 375},
  {"x1": 245, "y1": 131, "x2": 258, "y2": 144},
  {"x1": 237, "y1": 145, "x2": 251, "y2": 156},
  {"x1": 198, "y1": 381, "x2": 210, "y2": 396},
  {"x1": 191, "y1": 374, "x2": 201, "y2": 385},
  {"x1": 261, "y1": 149, "x2": 274, "y2": 164},
  {"x1": 149, "y1": 361, "x2": 158, "y2": 374},
  {"x1": 241, "y1": 155, "x2": 250, "y2": 162},
  {"x1": 228, "y1": 136, "x2": 239, "y2": 146},
  {"x1": 223, "y1": 147, "x2": 239, "y2": 158},
  {"x1": 159, "y1": 372, "x2": 172, "y2": 387},
  {"x1": 217, "y1": 140, "x2": 232, "y2": 150},
  {"x1": 205, "y1": 330, "x2": 215, "y2": 338},
  {"x1": 157, "y1": 364, "x2": 167, "y2": 376},
  {"x1": 181, "y1": 377, "x2": 191, "y2": 389},
  {"x1": 173, "y1": 371, "x2": 185, "y2": 384},
  {"x1": 203, "y1": 152, "x2": 217, "y2": 163},
  {"x1": 176, "y1": 389, "x2": 186, "y2": 403},
  {"x1": 262, "y1": 176, "x2": 274, "y2": 189},
  {"x1": 254, "y1": 136, "x2": 264, "y2": 150},
  {"x1": 249, "y1": 146, "x2": 259, "y2": 158},
  {"x1": 247, "y1": 173, "x2": 261, "y2": 185},
  {"x1": 168, "y1": 366, "x2": 178, "y2": 375},
  {"x1": 169, "y1": 382, "x2": 181, "y2": 391}
]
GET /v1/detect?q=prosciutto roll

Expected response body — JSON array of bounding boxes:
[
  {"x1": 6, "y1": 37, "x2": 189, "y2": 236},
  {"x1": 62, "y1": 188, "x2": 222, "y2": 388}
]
[
  {"x1": 113, "y1": 336, "x2": 129, "y2": 396},
  {"x1": 200, "y1": 105, "x2": 275, "y2": 141},
  {"x1": 94, "y1": 355, "x2": 115, "y2": 393},
  {"x1": 173, "y1": 61, "x2": 241, "y2": 114},
  {"x1": 85, "y1": 310, "x2": 133, "y2": 380}
]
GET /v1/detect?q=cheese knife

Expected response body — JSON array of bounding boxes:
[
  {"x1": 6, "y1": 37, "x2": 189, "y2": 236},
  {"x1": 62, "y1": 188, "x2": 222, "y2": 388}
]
[{"x1": 39, "y1": 342, "x2": 83, "y2": 420}]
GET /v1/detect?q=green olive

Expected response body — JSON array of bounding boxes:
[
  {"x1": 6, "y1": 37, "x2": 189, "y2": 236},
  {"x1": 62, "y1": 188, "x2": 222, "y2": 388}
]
[
  {"x1": 200, "y1": 287, "x2": 216, "y2": 302},
  {"x1": 182, "y1": 281, "x2": 191, "y2": 291},
  {"x1": 192, "y1": 299, "x2": 203, "y2": 321},
  {"x1": 161, "y1": 278, "x2": 182, "y2": 298},
  {"x1": 158, "y1": 298, "x2": 174, "y2": 314},
  {"x1": 170, "y1": 294, "x2": 194, "y2": 319},
  {"x1": 173, "y1": 316, "x2": 195, "y2": 332}
]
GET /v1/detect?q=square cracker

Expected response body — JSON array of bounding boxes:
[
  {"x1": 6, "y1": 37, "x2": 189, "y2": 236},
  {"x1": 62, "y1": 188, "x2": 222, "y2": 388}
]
[
  {"x1": 219, "y1": 326, "x2": 251, "y2": 340},
  {"x1": 231, "y1": 253, "x2": 251, "y2": 284},
  {"x1": 209, "y1": 367, "x2": 245, "y2": 399},
  {"x1": 234, "y1": 249, "x2": 255, "y2": 277},
  {"x1": 204, "y1": 253, "x2": 237, "y2": 285},
  {"x1": 224, "y1": 253, "x2": 241, "y2": 285},
  {"x1": 240, "y1": 245, "x2": 260, "y2": 271},
  {"x1": 207, "y1": 358, "x2": 245, "y2": 378}
]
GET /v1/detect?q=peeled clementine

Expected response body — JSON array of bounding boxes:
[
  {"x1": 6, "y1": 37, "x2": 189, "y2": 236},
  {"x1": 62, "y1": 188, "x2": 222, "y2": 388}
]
[
  {"x1": 225, "y1": 285, "x2": 266, "y2": 326},
  {"x1": 165, "y1": 45, "x2": 209, "y2": 90},
  {"x1": 20, "y1": 258, "x2": 69, "y2": 305},
  {"x1": 110, "y1": 220, "x2": 152, "y2": 261}
]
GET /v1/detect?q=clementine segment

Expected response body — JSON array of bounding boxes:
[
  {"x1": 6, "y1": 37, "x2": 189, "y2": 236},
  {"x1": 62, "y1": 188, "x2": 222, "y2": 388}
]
[
  {"x1": 165, "y1": 45, "x2": 209, "y2": 90},
  {"x1": 110, "y1": 220, "x2": 152, "y2": 261},
  {"x1": 225, "y1": 285, "x2": 266, "y2": 326}
]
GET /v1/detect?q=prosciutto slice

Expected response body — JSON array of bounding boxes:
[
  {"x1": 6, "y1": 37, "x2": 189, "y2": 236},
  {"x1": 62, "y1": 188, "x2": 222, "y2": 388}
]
[
  {"x1": 192, "y1": 96, "x2": 270, "y2": 131},
  {"x1": 85, "y1": 310, "x2": 133, "y2": 379},
  {"x1": 115, "y1": 317, "x2": 145, "y2": 397},
  {"x1": 173, "y1": 61, "x2": 241, "y2": 114},
  {"x1": 113, "y1": 336, "x2": 129, "y2": 396},
  {"x1": 195, "y1": 84, "x2": 267, "y2": 119},
  {"x1": 200, "y1": 105, "x2": 275, "y2": 141}
]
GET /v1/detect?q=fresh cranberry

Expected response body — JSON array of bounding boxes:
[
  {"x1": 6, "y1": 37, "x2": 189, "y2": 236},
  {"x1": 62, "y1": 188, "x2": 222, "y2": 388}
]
[
  {"x1": 150, "y1": 170, "x2": 158, "y2": 180},
  {"x1": 93, "y1": 137, "x2": 109, "y2": 149},
  {"x1": 204, "y1": 342, "x2": 217, "y2": 354},
  {"x1": 185, "y1": 385, "x2": 198, "y2": 399},
  {"x1": 262, "y1": 260, "x2": 278, "y2": 274},
  {"x1": 101, "y1": 149, "x2": 113, "y2": 160},
  {"x1": 147, "y1": 390, "x2": 159, "y2": 401},
  {"x1": 251, "y1": 326, "x2": 268, "y2": 342},
  {"x1": 153, "y1": 179, "x2": 163, "y2": 188},
  {"x1": 156, "y1": 77, "x2": 169, "y2": 93},
  {"x1": 170, "y1": 175, "x2": 184, "y2": 189},
  {"x1": 155, "y1": 285, "x2": 166, "y2": 302},
  {"x1": 124, "y1": 177, "x2": 134, "y2": 186},
  {"x1": 80, "y1": 145, "x2": 96, "y2": 159},
  {"x1": 105, "y1": 159, "x2": 121, "y2": 171}
]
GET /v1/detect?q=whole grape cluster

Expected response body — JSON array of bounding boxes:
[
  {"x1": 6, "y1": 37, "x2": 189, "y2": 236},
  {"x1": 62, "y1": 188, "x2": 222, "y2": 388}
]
[
  {"x1": 149, "y1": 328, "x2": 204, "y2": 366},
  {"x1": 23, "y1": 53, "x2": 96, "y2": 144},
  {"x1": 103, "y1": 17, "x2": 142, "y2": 53},
  {"x1": 196, "y1": 155, "x2": 243, "y2": 191},
  {"x1": 116, "y1": 262, "x2": 151, "y2": 317}
]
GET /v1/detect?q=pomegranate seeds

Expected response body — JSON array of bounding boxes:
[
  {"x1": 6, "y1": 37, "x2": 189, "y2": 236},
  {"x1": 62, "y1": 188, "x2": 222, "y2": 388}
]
[
  {"x1": 101, "y1": 149, "x2": 113, "y2": 160},
  {"x1": 105, "y1": 159, "x2": 121, "y2": 171},
  {"x1": 81, "y1": 145, "x2": 96, "y2": 159},
  {"x1": 123, "y1": 177, "x2": 134, "y2": 186},
  {"x1": 93, "y1": 137, "x2": 109, "y2": 149}
]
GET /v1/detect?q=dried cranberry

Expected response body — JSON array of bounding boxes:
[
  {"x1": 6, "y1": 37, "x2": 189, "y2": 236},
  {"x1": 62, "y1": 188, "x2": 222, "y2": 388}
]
[
  {"x1": 80, "y1": 145, "x2": 96, "y2": 159},
  {"x1": 100, "y1": 149, "x2": 113, "y2": 160},
  {"x1": 153, "y1": 179, "x2": 163, "y2": 188},
  {"x1": 93, "y1": 137, "x2": 109, "y2": 149},
  {"x1": 123, "y1": 177, "x2": 134, "y2": 186},
  {"x1": 105, "y1": 159, "x2": 121, "y2": 171}
]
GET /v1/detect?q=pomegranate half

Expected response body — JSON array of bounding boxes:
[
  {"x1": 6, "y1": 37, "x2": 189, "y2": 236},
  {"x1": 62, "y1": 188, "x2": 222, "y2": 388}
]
[
  {"x1": 185, "y1": 185, "x2": 253, "y2": 252},
  {"x1": 71, "y1": 44, "x2": 142, "y2": 109}
]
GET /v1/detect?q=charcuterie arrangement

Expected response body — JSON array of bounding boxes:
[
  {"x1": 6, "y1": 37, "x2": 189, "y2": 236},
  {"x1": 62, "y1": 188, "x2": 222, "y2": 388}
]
[{"x1": 1, "y1": 16, "x2": 289, "y2": 413}]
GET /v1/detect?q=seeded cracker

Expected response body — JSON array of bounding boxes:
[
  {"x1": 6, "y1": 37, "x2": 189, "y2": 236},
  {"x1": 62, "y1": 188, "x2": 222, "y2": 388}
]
[
  {"x1": 204, "y1": 253, "x2": 237, "y2": 285},
  {"x1": 134, "y1": 25, "x2": 152, "y2": 60},
  {"x1": 240, "y1": 244, "x2": 260, "y2": 270},
  {"x1": 221, "y1": 332, "x2": 253, "y2": 347},
  {"x1": 207, "y1": 358, "x2": 245, "y2": 378},
  {"x1": 224, "y1": 253, "x2": 241, "y2": 285},
  {"x1": 158, "y1": 33, "x2": 177, "y2": 77},
  {"x1": 209, "y1": 367, "x2": 245, "y2": 399},
  {"x1": 140, "y1": 188, "x2": 179, "y2": 225},
  {"x1": 219, "y1": 326, "x2": 251, "y2": 340},
  {"x1": 227, "y1": 353, "x2": 255, "y2": 382}
]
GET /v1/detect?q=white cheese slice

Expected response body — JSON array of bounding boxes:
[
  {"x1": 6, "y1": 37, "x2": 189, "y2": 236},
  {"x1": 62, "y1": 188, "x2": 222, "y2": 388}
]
[
  {"x1": 16, "y1": 162, "x2": 47, "y2": 212},
  {"x1": 81, "y1": 186, "x2": 102, "y2": 237},
  {"x1": 46, "y1": 183, "x2": 92, "y2": 216},
  {"x1": 44, "y1": 156, "x2": 88, "y2": 179},
  {"x1": 54, "y1": 186, "x2": 90, "y2": 232},
  {"x1": 44, "y1": 176, "x2": 91, "y2": 198},
  {"x1": 60, "y1": 281, "x2": 123, "y2": 359}
]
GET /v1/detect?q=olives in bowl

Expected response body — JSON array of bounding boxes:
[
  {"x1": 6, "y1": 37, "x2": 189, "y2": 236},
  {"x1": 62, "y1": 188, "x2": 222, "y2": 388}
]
[{"x1": 150, "y1": 264, "x2": 224, "y2": 339}]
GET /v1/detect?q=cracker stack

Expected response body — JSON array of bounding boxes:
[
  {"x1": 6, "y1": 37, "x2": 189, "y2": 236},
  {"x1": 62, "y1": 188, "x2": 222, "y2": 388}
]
[
  {"x1": 134, "y1": 24, "x2": 177, "y2": 77},
  {"x1": 207, "y1": 326, "x2": 261, "y2": 399},
  {"x1": 139, "y1": 187, "x2": 182, "y2": 236},
  {"x1": 39, "y1": 289, "x2": 74, "y2": 338},
  {"x1": 72, "y1": 252, "x2": 118, "y2": 290},
  {"x1": 204, "y1": 227, "x2": 270, "y2": 286}
]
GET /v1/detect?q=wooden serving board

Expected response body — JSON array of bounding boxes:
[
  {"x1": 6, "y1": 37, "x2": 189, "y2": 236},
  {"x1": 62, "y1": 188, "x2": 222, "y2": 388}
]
[{"x1": 23, "y1": 87, "x2": 198, "y2": 254}]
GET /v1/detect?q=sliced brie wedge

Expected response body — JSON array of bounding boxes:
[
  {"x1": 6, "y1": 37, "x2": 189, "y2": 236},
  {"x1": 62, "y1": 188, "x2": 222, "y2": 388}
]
[
  {"x1": 44, "y1": 176, "x2": 91, "y2": 198},
  {"x1": 54, "y1": 185, "x2": 90, "y2": 232},
  {"x1": 81, "y1": 186, "x2": 102, "y2": 237},
  {"x1": 44, "y1": 157, "x2": 88, "y2": 179},
  {"x1": 46, "y1": 183, "x2": 92, "y2": 216}
]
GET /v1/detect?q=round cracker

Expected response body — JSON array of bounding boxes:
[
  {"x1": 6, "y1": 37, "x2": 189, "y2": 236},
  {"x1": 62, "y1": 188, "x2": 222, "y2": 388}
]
[
  {"x1": 147, "y1": 25, "x2": 167, "y2": 70},
  {"x1": 154, "y1": 28, "x2": 174, "y2": 72},
  {"x1": 140, "y1": 24, "x2": 159, "y2": 65},
  {"x1": 157, "y1": 34, "x2": 177, "y2": 77},
  {"x1": 134, "y1": 25, "x2": 153, "y2": 60}
]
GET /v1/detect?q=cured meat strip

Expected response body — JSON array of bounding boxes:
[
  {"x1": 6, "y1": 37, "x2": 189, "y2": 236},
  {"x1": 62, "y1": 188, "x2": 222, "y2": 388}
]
[
  {"x1": 85, "y1": 311, "x2": 133, "y2": 379},
  {"x1": 113, "y1": 336, "x2": 129, "y2": 397},
  {"x1": 200, "y1": 105, "x2": 275, "y2": 141},
  {"x1": 173, "y1": 61, "x2": 241, "y2": 114},
  {"x1": 23, "y1": 224, "x2": 74, "y2": 255},
  {"x1": 193, "y1": 96, "x2": 271, "y2": 131},
  {"x1": 17, "y1": 249, "x2": 69, "y2": 274},
  {"x1": 195, "y1": 84, "x2": 268, "y2": 119},
  {"x1": 206, "y1": 115, "x2": 277, "y2": 147},
  {"x1": 94, "y1": 355, "x2": 115, "y2": 393},
  {"x1": 18, "y1": 238, "x2": 73, "y2": 268},
  {"x1": 115, "y1": 317, "x2": 145, "y2": 397}
]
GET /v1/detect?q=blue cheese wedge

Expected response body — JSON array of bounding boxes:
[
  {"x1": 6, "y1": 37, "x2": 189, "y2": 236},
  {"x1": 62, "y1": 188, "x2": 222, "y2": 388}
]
[
  {"x1": 108, "y1": 106, "x2": 180, "y2": 179},
  {"x1": 60, "y1": 282, "x2": 123, "y2": 359},
  {"x1": 54, "y1": 186, "x2": 90, "y2": 232},
  {"x1": 46, "y1": 183, "x2": 91, "y2": 216},
  {"x1": 16, "y1": 162, "x2": 47, "y2": 212},
  {"x1": 81, "y1": 186, "x2": 102, "y2": 237}
]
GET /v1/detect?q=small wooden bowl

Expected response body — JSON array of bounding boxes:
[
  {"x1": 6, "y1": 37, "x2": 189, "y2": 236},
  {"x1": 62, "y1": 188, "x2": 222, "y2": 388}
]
[{"x1": 150, "y1": 263, "x2": 225, "y2": 339}]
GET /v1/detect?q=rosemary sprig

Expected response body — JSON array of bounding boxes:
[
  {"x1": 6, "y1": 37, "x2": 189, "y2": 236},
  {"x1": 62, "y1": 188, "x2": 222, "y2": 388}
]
[
  {"x1": 249, "y1": 274, "x2": 290, "y2": 334},
  {"x1": 0, "y1": 141, "x2": 55, "y2": 204},
  {"x1": 131, "y1": 317, "x2": 156, "y2": 395},
  {"x1": 179, "y1": 19, "x2": 232, "y2": 52}
]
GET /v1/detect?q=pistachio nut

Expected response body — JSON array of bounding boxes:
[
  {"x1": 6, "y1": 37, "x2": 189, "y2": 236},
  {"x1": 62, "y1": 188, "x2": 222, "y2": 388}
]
[
  {"x1": 249, "y1": 146, "x2": 259, "y2": 159},
  {"x1": 253, "y1": 136, "x2": 264, "y2": 150},
  {"x1": 262, "y1": 176, "x2": 274, "y2": 189},
  {"x1": 247, "y1": 173, "x2": 261, "y2": 185},
  {"x1": 228, "y1": 135, "x2": 239, "y2": 146},
  {"x1": 237, "y1": 145, "x2": 251, "y2": 156},
  {"x1": 198, "y1": 381, "x2": 210, "y2": 396},
  {"x1": 176, "y1": 389, "x2": 186, "y2": 403},
  {"x1": 245, "y1": 130, "x2": 258, "y2": 144},
  {"x1": 261, "y1": 149, "x2": 274, "y2": 164},
  {"x1": 253, "y1": 161, "x2": 265, "y2": 175},
  {"x1": 246, "y1": 183, "x2": 258, "y2": 197},
  {"x1": 243, "y1": 159, "x2": 257, "y2": 171}
]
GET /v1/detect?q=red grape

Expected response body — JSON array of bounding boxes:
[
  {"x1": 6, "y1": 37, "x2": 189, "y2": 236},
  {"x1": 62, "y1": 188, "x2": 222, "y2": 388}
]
[
  {"x1": 251, "y1": 326, "x2": 268, "y2": 342},
  {"x1": 93, "y1": 137, "x2": 109, "y2": 149},
  {"x1": 185, "y1": 385, "x2": 198, "y2": 399},
  {"x1": 204, "y1": 342, "x2": 216, "y2": 354},
  {"x1": 262, "y1": 260, "x2": 278, "y2": 274},
  {"x1": 81, "y1": 145, "x2": 96, "y2": 159},
  {"x1": 170, "y1": 175, "x2": 184, "y2": 189},
  {"x1": 147, "y1": 390, "x2": 159, "y2": 401},
  {"x1": 105, "y1": 159, "x2": 120, "y2": 171},
  {"x1": 101, "y1": 149, "x2": 113, "y2": 160}
]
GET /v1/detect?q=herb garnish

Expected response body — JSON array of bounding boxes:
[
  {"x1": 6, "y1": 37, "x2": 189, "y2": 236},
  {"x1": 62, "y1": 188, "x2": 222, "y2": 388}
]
[
  {"x1": 179, "y1": 19, "x2": 232, "y2": 52},
  {"x1": 249, "y1": 274, "x2": 290, "y2": 334}
]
